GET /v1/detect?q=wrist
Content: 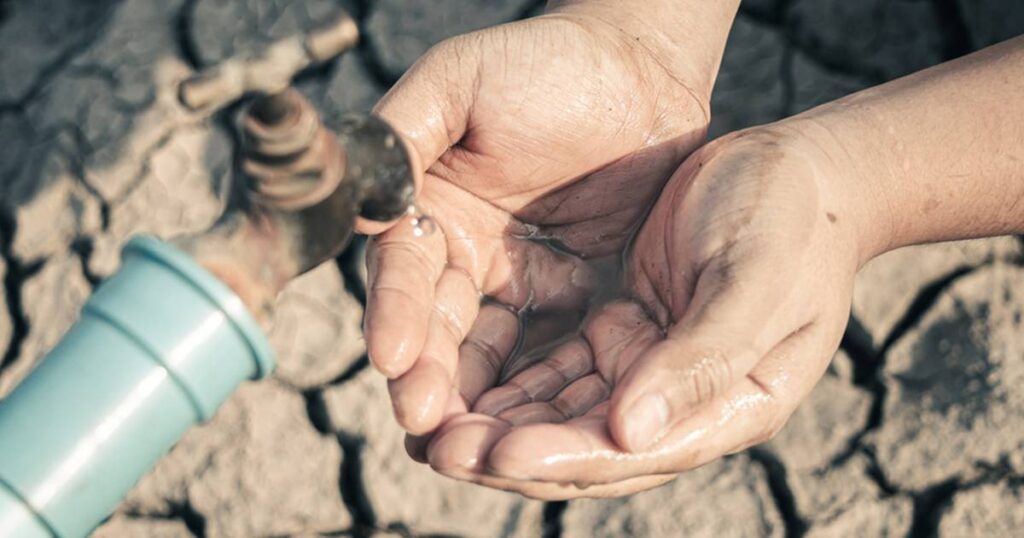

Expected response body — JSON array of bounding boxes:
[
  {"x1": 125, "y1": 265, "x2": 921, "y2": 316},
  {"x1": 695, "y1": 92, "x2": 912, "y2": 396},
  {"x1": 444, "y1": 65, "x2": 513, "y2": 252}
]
[
  {"x1": 545, "y1": 0, "x2": 741, "y2": 99},
  {"x1": 770, "y1": 116, "x2": 899, "y2": 268},
  {"x1": 777, "y1": 39, "x2": 1024, "y2": 258}
]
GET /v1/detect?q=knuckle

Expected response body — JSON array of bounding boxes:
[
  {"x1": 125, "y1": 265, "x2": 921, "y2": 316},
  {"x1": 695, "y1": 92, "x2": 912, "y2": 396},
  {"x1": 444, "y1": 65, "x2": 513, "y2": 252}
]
[
  {"x1": 461, "y1": 338, "x2": 505, "y2": 377},
  {"x1": 680, "y1": 348, "x2": 734, "y2": 406},
  {"x1": 375, "y1": 240, "x2": 440, "y2": 278},
  {"x1": 370, "y1": 283, "x2": 431, "y2": 313},
  {"x1": 420, "y1": 35, "x2": 467, "y2": 67},
  {"x1": 548, "y1": 398, "x2": 575, "y2": 421},
  {"x1": 432, "y1": 301, "x2": 466, "y2": 342}
]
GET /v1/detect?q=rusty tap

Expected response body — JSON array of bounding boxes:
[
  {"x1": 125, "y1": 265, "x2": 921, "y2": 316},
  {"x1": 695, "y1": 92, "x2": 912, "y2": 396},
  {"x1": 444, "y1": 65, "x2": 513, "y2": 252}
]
[{"x1": 172, "y1": 9, "x2": 416, "y2": 325}]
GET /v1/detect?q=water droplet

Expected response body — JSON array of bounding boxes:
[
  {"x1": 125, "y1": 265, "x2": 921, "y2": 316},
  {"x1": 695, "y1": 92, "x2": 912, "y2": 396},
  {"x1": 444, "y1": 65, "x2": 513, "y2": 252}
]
[
  {"x1": 411, "y1": 215, "x2": 436, "y2": 237},
  {"x1": 406, "y1": 203, "x2": 436, "y2": 238}
]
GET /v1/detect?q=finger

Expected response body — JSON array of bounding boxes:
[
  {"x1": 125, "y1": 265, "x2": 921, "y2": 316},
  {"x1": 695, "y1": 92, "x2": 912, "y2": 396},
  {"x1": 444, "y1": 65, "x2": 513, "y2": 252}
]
[
  {"x1": 486, "y1": 323, "x2": 831, "y2": 484},
  {"x1": 609, "y1": 252, "x2": 812, "y2": 451},
  {"x1": 454, "y1": 303, "x2": 522, "y2": 407},
  {"x1": 426, "y1": 413, "x2": 510, "y2": 475},
  {"x1": 462, "y1": 466, "x2": 676, "y2": 500},
  {"x1": 425, "y1": 413, "x2": 675, "y2": 499},
  {"x1": 489, "y1": 235, "x2": 597, "y2": 312},
  {"x1": 422, "y1": 179, "x2": 598, "y2": 314},
  {"x1": 584, "y1": 301, "x2": 664, "y2": 384},
  {"x1": 388, "y1": 268, "x2": 480, "y2": 433},
  {"x1": 474, "y1": 337, "x2": 593, "y2": 416},
  {"x1": 499, "y1": 310, "x2": 585, "y2": 381},
  {"x1": 373, "y1": 38, "x2": 478, "y2": 173},
  {"x1": 405, "y1": 386, "x2": 471, "y2": 463},
  {"x1": 405, "y1": 433, "x2": 431, "y2": 464},
  {"x1": 364, "y1": 217, "x2": 447, "y2": 378},
  {"x1": 496, "y1": 373, "x2": 610, "y2": 426},
  {"x1": 506, "y1": 473, "x2": 676, "y2": 501},
  {"x1": 455, "y1": 467, "x2": 675, "y2": 501}
]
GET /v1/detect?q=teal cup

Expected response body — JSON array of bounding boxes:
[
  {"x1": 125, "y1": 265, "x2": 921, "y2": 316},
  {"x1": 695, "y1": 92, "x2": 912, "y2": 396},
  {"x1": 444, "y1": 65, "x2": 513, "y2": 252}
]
[{"x1": 0, "y1": 236, "x2": 275, "y2": 537}]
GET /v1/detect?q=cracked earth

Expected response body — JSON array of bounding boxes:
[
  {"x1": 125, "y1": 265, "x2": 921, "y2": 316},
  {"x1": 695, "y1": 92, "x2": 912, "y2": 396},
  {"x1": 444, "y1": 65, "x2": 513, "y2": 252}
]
[{"x1": 1, "y1": 0, "x2": 1022, "y2": 536}]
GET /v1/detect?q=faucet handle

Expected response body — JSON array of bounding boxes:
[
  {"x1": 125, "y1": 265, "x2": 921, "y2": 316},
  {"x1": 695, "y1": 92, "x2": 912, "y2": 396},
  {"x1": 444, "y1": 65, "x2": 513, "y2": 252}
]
[{"x1": 178, "y1": 10, "x2": 359, "y2": 113}]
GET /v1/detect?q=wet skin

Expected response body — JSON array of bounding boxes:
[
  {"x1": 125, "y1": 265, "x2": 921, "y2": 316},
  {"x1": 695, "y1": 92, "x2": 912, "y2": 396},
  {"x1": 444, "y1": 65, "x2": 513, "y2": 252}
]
[
  {"x1": 410, "y1": 128, "x2": 861, "y2": 499},
  {"x1": 365, "y1": 8, "x2": 727, "y2": 435},
  {"x1": 358, "y1": 0, "x2": 741, "y2": 499},
  {"x1": 361, "y1": 1, "x2": 1024, "y2": 499}
]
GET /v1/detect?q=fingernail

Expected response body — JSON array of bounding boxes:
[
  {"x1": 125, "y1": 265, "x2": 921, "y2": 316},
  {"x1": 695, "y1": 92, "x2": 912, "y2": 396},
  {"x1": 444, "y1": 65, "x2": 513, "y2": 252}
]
[{"x1": 622, "y1": 392, "x2": 670, "y2": 451}]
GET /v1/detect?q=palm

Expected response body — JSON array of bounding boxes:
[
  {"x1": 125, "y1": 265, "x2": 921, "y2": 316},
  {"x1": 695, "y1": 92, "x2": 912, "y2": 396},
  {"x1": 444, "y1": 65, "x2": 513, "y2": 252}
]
[
  {"x1": 424, "y1": 133, "x2": 863, "y2": 499},
  {"x1": 424, "y1": 15, "x2": 706, "y2": 256},
  {"x1": 365, "y1": 14, "x2": 710, "y2": 435}
]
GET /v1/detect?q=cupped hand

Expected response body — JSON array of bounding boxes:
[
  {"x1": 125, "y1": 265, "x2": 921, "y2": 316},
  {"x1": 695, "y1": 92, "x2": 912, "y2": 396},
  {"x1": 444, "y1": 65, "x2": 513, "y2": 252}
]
[
  {"x1": 423, "y1": 124, "x2": 871, "y2": 499},
  {"x1": 363, "y1": 9, "x2": 718, "y2": 434}
]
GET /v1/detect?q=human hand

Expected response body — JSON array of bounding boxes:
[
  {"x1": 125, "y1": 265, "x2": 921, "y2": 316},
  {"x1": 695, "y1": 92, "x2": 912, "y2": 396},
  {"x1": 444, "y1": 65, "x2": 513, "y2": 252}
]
[
  {"x1": 364, "y1": 2, "x2": 740, "y2": 435},
  {"x1": 407, "y1": 36, "x2": 1024, "y2": 499},
  {"x1": 421, "y1": 124, "x2": 870, "y2": 499}
]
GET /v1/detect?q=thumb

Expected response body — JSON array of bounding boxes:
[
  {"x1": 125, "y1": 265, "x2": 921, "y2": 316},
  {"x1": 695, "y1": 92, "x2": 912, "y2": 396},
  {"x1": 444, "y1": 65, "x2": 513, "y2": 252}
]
[
  {"x1": 609, "y1": 257, "x2": 805, "y2": 452},
  {"x1": 357, "y1": 39, "x2": 479, "y2": 236},
  {"x1": 373, "y1": 37, "x2": 481, "y2": 179}
]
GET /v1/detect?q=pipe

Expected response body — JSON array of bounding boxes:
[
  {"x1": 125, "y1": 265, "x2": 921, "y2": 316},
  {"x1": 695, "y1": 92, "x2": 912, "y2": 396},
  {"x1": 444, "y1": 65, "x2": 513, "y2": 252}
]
[{"x1": 0, "y1": 237, "x2": 274, "y2": 537}]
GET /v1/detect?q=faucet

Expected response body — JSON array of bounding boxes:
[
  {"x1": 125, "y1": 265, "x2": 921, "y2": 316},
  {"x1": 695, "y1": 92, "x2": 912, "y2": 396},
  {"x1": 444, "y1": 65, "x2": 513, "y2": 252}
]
[
  {"x1": 0, "y1": 10, "x2": 414, "y2": 538},
  {"x1": 175, "y1": 10, "x2": 414, "y2": 325}
]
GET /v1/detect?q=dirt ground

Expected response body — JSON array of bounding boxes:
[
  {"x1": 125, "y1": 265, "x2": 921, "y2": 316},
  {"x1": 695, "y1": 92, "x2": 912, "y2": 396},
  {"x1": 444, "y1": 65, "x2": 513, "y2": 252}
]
[{"x1": 1, "y1": 0, "x2": 1023, "y2": 536}]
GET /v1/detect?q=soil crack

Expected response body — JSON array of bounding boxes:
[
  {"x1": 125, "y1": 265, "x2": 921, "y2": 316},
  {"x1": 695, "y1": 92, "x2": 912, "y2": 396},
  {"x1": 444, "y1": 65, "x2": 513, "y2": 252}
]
[{"x1": 748, "y1": 448, "x2": 808, "y2": 538}]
